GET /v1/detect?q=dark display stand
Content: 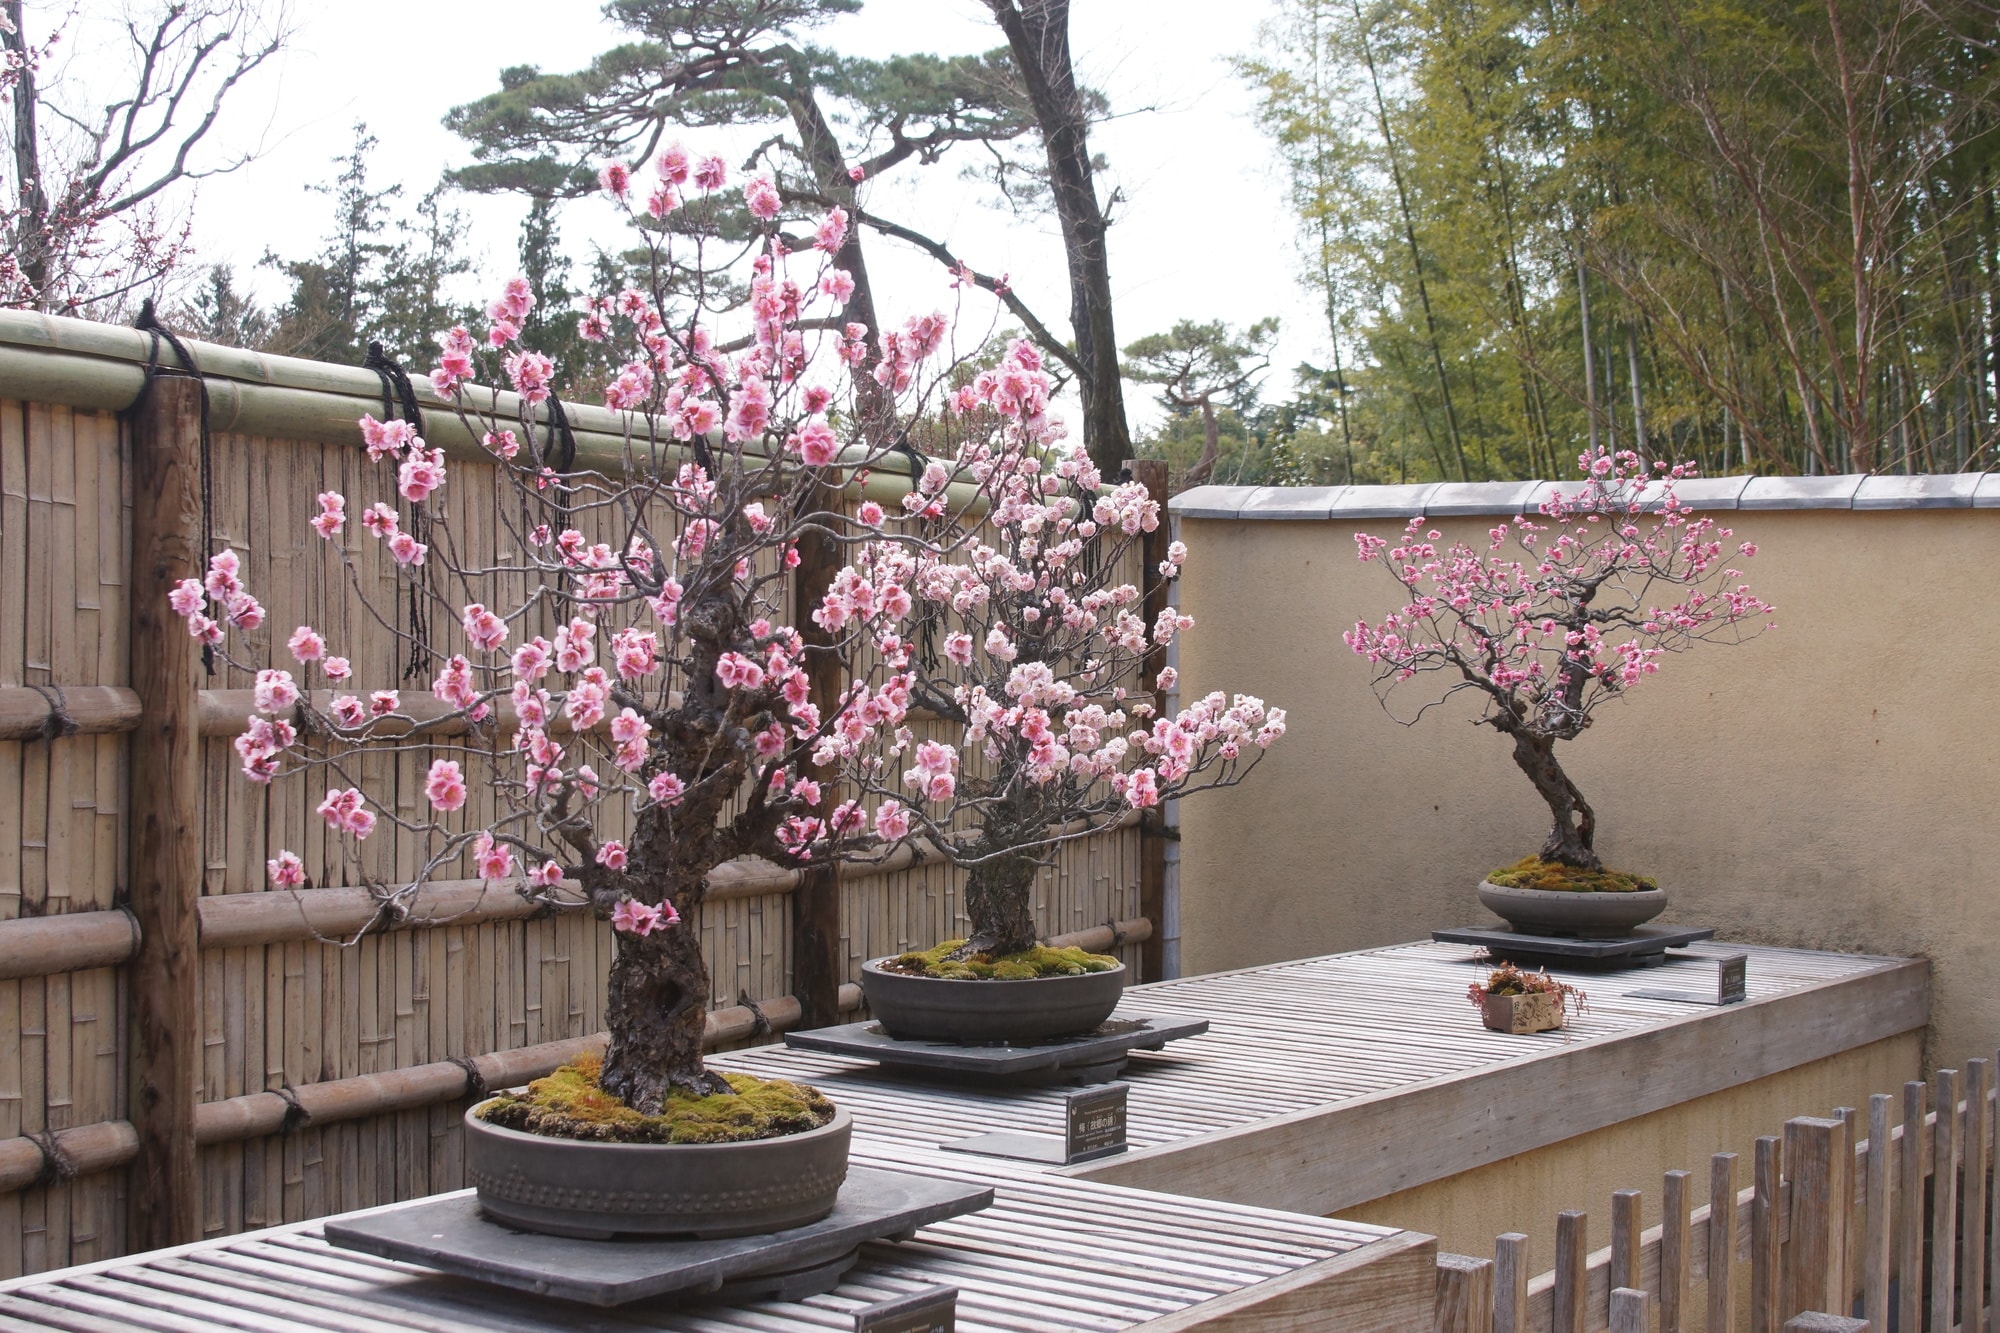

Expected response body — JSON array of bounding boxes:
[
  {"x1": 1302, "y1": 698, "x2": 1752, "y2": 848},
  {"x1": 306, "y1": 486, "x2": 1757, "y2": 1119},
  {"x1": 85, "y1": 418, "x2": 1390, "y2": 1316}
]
[
  {"x1": 1431, "y1": 924, "x2": 1718, "y2": 970},
  {"x1": 783, "y1": 1015, "x2": 1207, "y2": 1085}
]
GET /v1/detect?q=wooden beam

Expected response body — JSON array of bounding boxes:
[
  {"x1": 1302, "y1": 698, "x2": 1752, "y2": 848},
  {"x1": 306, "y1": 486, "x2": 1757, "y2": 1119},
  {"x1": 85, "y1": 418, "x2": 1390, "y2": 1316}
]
[
  {"x1": 0, "y1": 684, "x2": 140, "y2": 739},
  {"x1": 1130, "y1": 457, "x2": 1170, "y2": 985},
  {"x1": 0, "y1": 909, "x2": 138, "y2": 979},
  {"x1": 1127, "y1": 1229, "x2": 1438, "y2": 1332},
  {"x1": 1074, "y1": 956, "x2": 1929, "y2": 1215},
  {"x1": 125, "y1": 372, "x2": 204, "y2": 1251}
]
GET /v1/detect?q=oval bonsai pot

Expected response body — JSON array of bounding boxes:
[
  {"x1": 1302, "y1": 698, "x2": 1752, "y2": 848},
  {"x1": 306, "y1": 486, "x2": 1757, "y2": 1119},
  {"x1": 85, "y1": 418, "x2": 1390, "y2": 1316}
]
[
  {"x1": 1477, "y1": 880, "x2": 1668, "y2": 938},
  {"x1": 464, "y1": 1101, "x2": 851, "y2": 1240},
  {"x1": 858, "y1": 957, "x2": 1126, "y2": 1043}
]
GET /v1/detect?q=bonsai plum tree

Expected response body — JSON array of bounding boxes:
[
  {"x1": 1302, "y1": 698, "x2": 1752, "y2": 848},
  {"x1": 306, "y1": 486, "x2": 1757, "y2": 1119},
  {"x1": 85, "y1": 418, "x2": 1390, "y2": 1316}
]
[
  {"x1": 807, "y1": 337, "x2": 1289, "y2": 962},
  {"x1": 164, "y1": 147, "x2": 995, "y2": 1114},
  {"x1": 1344, "y1": 448, "x2": 1774, "y2": 874}
]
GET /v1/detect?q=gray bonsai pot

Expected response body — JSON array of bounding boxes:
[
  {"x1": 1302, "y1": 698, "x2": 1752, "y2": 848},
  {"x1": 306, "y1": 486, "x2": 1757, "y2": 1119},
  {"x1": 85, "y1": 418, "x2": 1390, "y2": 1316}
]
[
  {"x1": 464, "y1": 1101, "x2": 851, "y2": 1240},
  {"x1": 858, "y1": 958, "x2": 1126, "y2": 1043},
  {"x1": 1477, "y1": 880, "x2": 1668, "y2": 938}
]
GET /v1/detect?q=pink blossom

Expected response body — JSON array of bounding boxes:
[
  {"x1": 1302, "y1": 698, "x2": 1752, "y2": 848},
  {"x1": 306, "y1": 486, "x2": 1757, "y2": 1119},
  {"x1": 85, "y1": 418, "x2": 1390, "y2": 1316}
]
[
  {"x1": 656, "y1": 143, "x2": 691, "y2": 185},
  {"x1": 612, "y1": 896, "x2": 677, "y2": 936},
  {"x1": 693, "y1": 155, "x2": 727, "y2": 191},
  {"x1": 530, "y1": 860, "x2": 564, "y2": 889},
  {"x1": 857, "y1": 501, "x2": 884, "y2": 526},
  {"x1": 472, "y1": 832, "x2": 514, "y2": 882},
  {"x1": 814, "y1": 207, "x2": 848, "y2": 253},
  {"x1": 388, "y1": 532, "x2": 427, "y2": 566},
  {"x1": 944, "y1": 632, "x2": 973, "y2": 666},
  {"x1": 329, "y1": 695, "x2": 366, "y2": 728},
  {"x1": 316, "y1": 787, "x2": 376, "y2": 839},
  {"x1": 369, "y1": 690, "x2": 400, "y2": 716},
  {"x1": 311, "y1": 491, "x2": 346, "y2": 540},
  {"x1": 794, "y1": 420, "x2": 838, "y2": 467},
  {"x1": 225, "y1": 591, "x2": 265, "y2": 630},
  {"x1": 461, "y1": 603, "x2": 508, "y2": 653},
  {"x1": 599, "y1": 161, "x2": 632, "y2": 199},
  {"x1": 186, "y1": 614, "x2": 223, "y2": 645},
  {"x1": 425, "y1": 759, "x2": 468, "y2": 812},
  {"x1": 819, "y1": 269, "x2": 855, "y2": 304},
  {"x1": 874, "y1": 800, "x2": 911, "y2": 841},
  {"x1": 554, "y1": 619, "x2": 596, "y2": 672},
  {"x1": 323, "y1": 656, "x2": 352, "y2": 682},
  {"x1": 612, "y1": 627, "x2": 658, "y2": 680},
  {"x1": 204, "y1": 549, "x2": 241, "y2": 599},
  {"x1": 484, "y1": 429, "x2": 521, "y2": 459},
  {"x1": 168, "y1": 578, "x2": 205, "y2": 617},
  {"x1": 254, "y1": 669, "x2": 299, "y2": 714},
  {"x1": 287, "y1": 626, "x2": 325, "y2": 664},
  {"x1": 1124, "y1": 768, "x2": 1160, "y2": 809},
  {"x1": 595, "y1": 840, "x2": 628, "y2": 871},
  {"x1": 361, "y1": 503, "x2": 398, "y2": 538},
  {"x1": 744, "y1": 174, "x2": 781, "y2": 221},
  {"x1": 716, "y1": 652, "x2": 765, "y2": 690},
  {"x1": 647, "y1": 771, "x2": 686, "y2": 807},
  {"x1": 398, "y1": 447, "x2": 447, "y2": 503},
  {"x1": 506, "y1": 351, "x2": 555, "y2": 407},
  {"x1": 266, "y1": 851, "x2": 306, "y2": 888}
]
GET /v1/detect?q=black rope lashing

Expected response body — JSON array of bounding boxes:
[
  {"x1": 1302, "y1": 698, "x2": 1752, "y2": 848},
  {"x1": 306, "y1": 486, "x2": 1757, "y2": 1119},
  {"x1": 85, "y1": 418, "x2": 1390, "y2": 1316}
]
[
  {"x1": 1102, "y1": 918, "x2": 1128, "y2": 948},
  {"x1": 27, "y1": 1129, "x2": 77, "y2": 1188},
  {"x1": 363, "y1": 342, "x2": 436, "y2": 681},
  {"x1": 130, "y1": 299, "x2": 217, "y2": 675},
  {"x1": 736, "y1": 990, "x2": 773, "y2": 1038},
  {"x1": 449, "y1": 1056, "x2": 489, "y2": 1104},
  {"x1": 274, "y1": 1082, "x2": 312, "y2": 1134},
  {"x1": 25, "y1": 683, "x2": 77, "y2": 741}
]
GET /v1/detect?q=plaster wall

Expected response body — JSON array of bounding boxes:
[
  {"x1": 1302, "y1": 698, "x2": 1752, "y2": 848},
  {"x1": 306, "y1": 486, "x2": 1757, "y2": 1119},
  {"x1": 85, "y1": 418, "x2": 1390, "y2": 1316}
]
[{"x1": 1174, "y1": 506, "x2": 2000, "y2": 1068}]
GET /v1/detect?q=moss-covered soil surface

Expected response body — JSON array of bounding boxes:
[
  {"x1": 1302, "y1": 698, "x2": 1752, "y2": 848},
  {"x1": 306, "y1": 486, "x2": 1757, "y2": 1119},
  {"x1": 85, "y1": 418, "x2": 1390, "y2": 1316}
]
[
  {"x1": 474, "y1": 1054, "x2": 835, "y2": 1145},
  {"x1": 1485, "y1": 855, "x2": 1659, "y2": 894},
  {"x1": 884, "y1": 938, "x2": 1121, "y2": 980}
]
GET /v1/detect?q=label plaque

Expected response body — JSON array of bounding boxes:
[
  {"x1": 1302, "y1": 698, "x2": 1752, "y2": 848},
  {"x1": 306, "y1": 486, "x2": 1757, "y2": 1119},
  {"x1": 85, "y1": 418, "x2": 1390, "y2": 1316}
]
[
  {"x1": 856, "y1": 1285, "x2": 956, "y2": 1332},
  {"x1": 1716, "y1": 952, "x2": 1748, "y2": 1004},
  {"x1": 1064, "y1": 1083, "x2": 1128, "y2": 1163}
]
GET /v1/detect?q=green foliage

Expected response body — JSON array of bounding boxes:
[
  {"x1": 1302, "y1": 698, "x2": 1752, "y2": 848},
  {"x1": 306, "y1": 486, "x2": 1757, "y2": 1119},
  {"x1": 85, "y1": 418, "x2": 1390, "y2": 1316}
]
[
  {"x1": 1239, "y1": 0, "x2": 2000, "y2": 479},
  {"x1": 1484, "y1": 856, "x2": 1658, "y2": 895},
  {"x1": 171, "y1": 266, "x2": 272, "y2": 350},
  {"x1": 889, "y1": 939, "x2": 1120, "y2": 981},
  {"x1": 476, "y1": 1054, "x2": 835, "y2": 1144}
]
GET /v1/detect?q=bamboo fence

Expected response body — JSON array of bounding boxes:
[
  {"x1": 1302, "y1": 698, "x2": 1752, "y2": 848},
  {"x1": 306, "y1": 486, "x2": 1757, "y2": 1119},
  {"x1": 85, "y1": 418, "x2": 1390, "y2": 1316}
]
[{"x1": 0, "y1": 312, "x2": 1156, "y2": 1278}]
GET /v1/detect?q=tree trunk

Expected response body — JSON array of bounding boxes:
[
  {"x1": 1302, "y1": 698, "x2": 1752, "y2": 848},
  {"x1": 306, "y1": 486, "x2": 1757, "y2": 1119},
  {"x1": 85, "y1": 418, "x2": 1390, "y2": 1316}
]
[
  {"x1": 1503, "y1": 726, "x2": 1600, "y2": 871},
  {"x1": 986, "y1": 0, "x2": 1132, "y2": 475},
  {"x1": 3, "y1": 0, "x2": 50, "y2": 304},
  {"x1": 600, "y1": 911, "x2": 729, "y2": 1113},
  {"x1": 959, "y1": 852, "x2": 1040, "y2": 958}
]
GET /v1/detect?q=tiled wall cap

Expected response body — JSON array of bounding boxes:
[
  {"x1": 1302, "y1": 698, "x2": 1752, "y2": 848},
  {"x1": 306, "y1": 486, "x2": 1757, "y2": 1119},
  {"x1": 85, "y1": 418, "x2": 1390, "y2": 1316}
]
[
  {"x1": 1167, "y1": 485, "x2": 1262, "y2": 519},
  {"x1": 1325, "y1": 482, "x2": 1442, "y2": 519},
  {"x1": 1637, "y1": 475, "x2": 1754, "y2": 511},
  {"x1": 1422, "y1": 480, "x2": 1542, "y2": 516},
  {"x1": 1236, "y1": 485, "x2": 1349, "y2": 519},
  {"x1": 1852, "y1": 474, "x2": 1981, "y2": 509},
  {"x1": 1977, "y1": 474, "x2": 2000, "y2": 509},
  {"x1": 1738, "y1": 475, "x2": 1865, "y2": 509}
]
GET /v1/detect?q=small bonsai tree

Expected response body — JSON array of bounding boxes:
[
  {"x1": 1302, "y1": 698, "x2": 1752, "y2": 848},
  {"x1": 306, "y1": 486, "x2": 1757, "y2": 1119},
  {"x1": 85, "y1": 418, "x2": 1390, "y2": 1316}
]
[
  {"x1": 165, "y1": 149, "x2": 990, "y2": 1114},
  {"x1": 1344, "y1": 448, "x2": 1773, "y2": 874},
  {"x1": 808, "y1": 337, "x2": 1288, "y2": 963}
]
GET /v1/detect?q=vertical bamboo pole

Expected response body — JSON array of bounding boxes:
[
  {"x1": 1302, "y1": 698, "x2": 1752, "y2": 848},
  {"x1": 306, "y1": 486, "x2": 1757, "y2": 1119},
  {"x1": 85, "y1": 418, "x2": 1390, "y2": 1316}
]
[
  {"x1": 1662, "y1": 1169, "x2": 1692, "y2": 1333},
  {"x1": 1713, "y1": 1152, "x2": 1740, "y2": 1333},
  {"x1": 789, "y1": 477, "x2": 842, "y2": 1028},
  {"x1": 1935, "y1": 1068, "x2": 1961, "y2": 1333},
  {"x1": 1495, "y1": 1232, "x2": 1530, "y2": 1333},
  {"x1": 1862, "y1": 1094, "x2": 1891, "y2": 1332},
  {"x1": 1784, "y1": 1117, "x2": 1848, "y2": 1321},
  {"x1": 1963, "y1": 1060, "x2": 1990, "y2": 1333},
  {"x1": 1129, "y1": 459, "x2": 1169, "y2": 984},
  {"x1": 1900, "y1": 1081, "x2": 1926, "y2": 1333},
  {"x1": 1555, "y1": 1210, "x2": 1589, "y2": 1333},
  {"x1": 126, "y1": 373, "x2": 204, "y2": 1250}
]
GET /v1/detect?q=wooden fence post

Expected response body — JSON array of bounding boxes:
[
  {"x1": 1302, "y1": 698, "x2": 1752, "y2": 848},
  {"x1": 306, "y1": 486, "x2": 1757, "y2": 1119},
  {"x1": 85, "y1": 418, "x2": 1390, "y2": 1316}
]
[
  {"x1": 1961, "y1": 1059, "x2": 1989, "y2": 1333},
  {"x1": 1784, "y1": 1117, "x2": 1849, "y2": 1321},
  {"x1": 1434, "y1": 1254, "x2": 1493, "y2": 1333},
  {"x1": 1862, "y1": 1094, "x2": 1891, "y2": 1333},
  {"x1": 1611, "y1": 1188, "x2": 1642, "y2": 1291},
  {"x1": 1129, "y1": 458, "x2": 1169, "y2": 983},
  {"x1": 1610, "y1": 1288, "x2": 1650, "y2": 1333},
  {"x1": 1933, "y1": 1068, "x2": 1961, "y2": 1333},
  {"x1": 1899, "y1": 1080, "x2": 1926, "y2": 1333},
  {"x1": 1554, "y1": 1210, "x2": 1589, "y2": 1333},
  {"x1": 1712, "y1": 1152, "x2": 1740, "y2": 1333},
  {"x1": 1662, "y1": 1169, "x2": 1692, "y2": 1333},
  {"x1": 1753, "y1": 1135, "x2": 1784, "y2": 1333},
  {"x1": 126, "y1": 372, "x2": 204, "y2": 1250},
  {"x1": 789, "y1": 477, "x2": 844, "y2": 1029},
  {"x1": 1494, "y1": 1232, "x2": 1530, "y2": 1333}
]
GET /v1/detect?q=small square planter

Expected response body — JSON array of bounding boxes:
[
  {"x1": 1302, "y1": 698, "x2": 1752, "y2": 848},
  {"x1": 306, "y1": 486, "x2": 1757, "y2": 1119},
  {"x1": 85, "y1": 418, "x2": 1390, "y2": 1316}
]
[{"x1": 1480, "y1": 990, "x2": 1565, "y2": 1035}]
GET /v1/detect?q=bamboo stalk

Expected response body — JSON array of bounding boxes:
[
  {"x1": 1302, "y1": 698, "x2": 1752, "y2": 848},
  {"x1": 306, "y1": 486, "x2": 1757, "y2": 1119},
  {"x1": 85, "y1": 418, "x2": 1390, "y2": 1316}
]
[
  {"x1": 0, "y1": 910, "x2": 138, "y2": 980},
  {"x1": 0, "y1": 982, "x2": 863, "y2": 1192},
  {"x1": 0, "y1": 685, "x2": 141, "y2": 740}
]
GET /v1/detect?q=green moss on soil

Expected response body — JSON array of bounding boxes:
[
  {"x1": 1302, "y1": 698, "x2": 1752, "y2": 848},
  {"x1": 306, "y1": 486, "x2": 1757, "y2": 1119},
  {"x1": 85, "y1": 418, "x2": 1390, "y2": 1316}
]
[
  {"x1": 1486, "y1": 855, "x2": 1659, "y2": 894},
  {"x1": 473, "y1": 1053, "x2": 834, "y2": 1145},
  {"x1": 887, "y1": 938, "x2": 1120, "y2": 981}
]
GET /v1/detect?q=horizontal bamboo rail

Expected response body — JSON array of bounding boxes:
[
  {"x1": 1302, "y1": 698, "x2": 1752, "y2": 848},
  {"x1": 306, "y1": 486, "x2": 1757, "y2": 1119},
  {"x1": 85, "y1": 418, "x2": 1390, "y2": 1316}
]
[
  {"x1": 0, "y1": 910, "x2": 139, "y2": 981},
  {"x1": 0, "y1": 685, "x2": 142, "y2": 739},
  {"x1": 0, "y1": 312, "x2": 987, "y2": 510},
  {"x1": 0, "y1": 983, "x2": 866, "y2": 1194}
]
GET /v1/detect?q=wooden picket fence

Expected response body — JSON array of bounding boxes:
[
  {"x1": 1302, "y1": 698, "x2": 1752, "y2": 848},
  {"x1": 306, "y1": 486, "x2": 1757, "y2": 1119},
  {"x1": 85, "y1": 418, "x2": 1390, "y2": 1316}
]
[{"x1": 1435, "y1": 1058, "x2": 1999, "y2": 1332}]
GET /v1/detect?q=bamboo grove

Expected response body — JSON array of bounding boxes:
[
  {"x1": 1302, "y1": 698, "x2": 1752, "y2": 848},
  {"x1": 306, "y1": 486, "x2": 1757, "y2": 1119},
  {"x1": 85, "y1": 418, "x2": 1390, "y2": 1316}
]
[{"x1": 1238, "y1": 0, "x2": 2000, "y2": 482}]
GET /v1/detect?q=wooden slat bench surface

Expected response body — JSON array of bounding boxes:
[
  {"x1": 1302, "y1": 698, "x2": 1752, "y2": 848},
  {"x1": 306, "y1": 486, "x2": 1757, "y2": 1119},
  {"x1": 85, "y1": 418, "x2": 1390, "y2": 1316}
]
[{"x1": 0, "y1": 1152, "x2": 1425, "y2": 1331}]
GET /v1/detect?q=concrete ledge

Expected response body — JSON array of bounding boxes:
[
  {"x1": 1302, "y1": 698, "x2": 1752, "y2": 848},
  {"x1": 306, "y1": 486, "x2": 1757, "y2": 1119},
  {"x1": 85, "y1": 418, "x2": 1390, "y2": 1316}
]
[{"x1": 1168, "y1": 473, "x2": 1994, "y2": 520}]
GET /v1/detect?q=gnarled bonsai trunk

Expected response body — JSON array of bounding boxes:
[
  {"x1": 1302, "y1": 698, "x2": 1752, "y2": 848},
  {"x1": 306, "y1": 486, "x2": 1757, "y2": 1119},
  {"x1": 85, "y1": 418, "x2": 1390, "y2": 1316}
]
[
  {"x1": 1504, "y1": 727, "x2": 1600, "y2": 871},
  {"x1": 958, "y1": 851, "x2": 1040, "y2": 958},
  {"x1": 599, "y1": 914, "x2": 729, "y2": 1113}
]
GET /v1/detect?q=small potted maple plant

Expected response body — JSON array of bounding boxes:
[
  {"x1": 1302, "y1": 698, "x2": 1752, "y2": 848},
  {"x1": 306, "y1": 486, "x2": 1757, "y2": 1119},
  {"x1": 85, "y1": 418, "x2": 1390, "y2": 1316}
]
[
  {"x1": 1345, "y1": 447, "x2": 1773, "y2": 937},
  {"x1": 1468, "y1": 963, "x2": 1586, "y2": 1035}
]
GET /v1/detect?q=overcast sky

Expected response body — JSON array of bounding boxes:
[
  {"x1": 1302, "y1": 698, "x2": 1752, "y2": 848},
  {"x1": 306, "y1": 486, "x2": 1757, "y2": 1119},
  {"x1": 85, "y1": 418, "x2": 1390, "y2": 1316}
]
[{"x1": 59, "y1": 0, "x2": 1322, "y2": 430}]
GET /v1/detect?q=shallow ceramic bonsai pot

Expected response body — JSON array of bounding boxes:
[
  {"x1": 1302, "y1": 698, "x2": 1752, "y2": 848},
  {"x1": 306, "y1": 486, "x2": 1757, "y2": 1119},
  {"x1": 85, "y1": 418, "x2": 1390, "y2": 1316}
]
[
  {"x1": 464, "y1": 1101, "x2": 851, "y2": 1240},
  {"x1": 858, "y1": 958, "x2": 1127, "y2": 1043},
  {"x1": 1477, "y1": 880, "x2": 1668, "y2": 938}
]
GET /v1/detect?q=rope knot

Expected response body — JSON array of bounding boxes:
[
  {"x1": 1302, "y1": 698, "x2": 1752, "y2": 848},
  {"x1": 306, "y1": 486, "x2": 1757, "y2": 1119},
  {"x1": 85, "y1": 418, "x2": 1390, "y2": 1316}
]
[{"x1": 28, "y1": 1129, "x2": 77, "y2": 1188}]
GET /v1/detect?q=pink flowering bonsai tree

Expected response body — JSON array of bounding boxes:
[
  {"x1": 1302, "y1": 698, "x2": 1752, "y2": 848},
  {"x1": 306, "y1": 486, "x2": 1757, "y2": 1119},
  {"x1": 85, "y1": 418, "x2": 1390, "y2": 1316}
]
[
  {"x1": 803, "y1": 337, "x2": 1288, "y2": 965},
  {"x1": 165, "y1": 147, "x2": 1000, "y2": 1114},
  {"x1": 1343, "y1": 448, "x2": 1774, "y2": 880}
]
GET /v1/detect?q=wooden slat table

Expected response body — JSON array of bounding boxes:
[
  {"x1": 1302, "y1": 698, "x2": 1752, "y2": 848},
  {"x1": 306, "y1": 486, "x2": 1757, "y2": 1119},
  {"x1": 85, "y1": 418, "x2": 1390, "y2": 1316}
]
[{"x1": 0, "y1": 939, "x2": 1920, "y2": 1329}]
